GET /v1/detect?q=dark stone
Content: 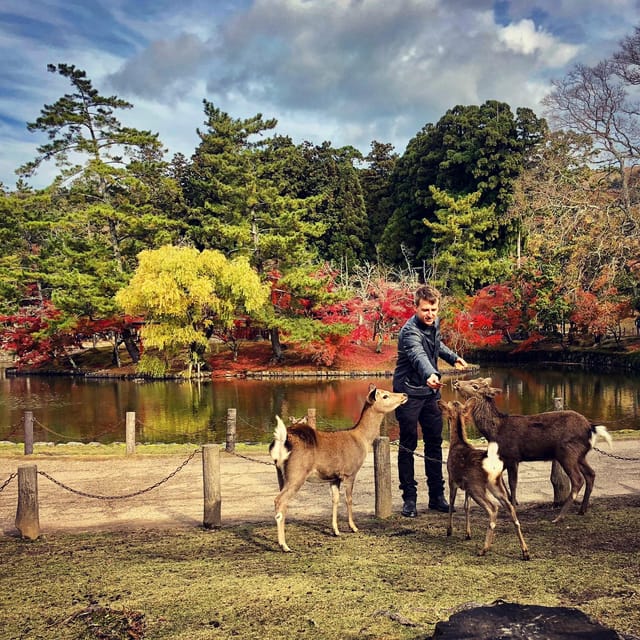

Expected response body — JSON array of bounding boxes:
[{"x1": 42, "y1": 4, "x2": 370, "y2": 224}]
[{"x1": 431, "y1": 601, "x2": 624, "y2": 640}]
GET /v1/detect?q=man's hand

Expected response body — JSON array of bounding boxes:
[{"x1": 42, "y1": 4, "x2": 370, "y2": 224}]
[
  {"x1": 454, "y1": 358, "x2": 468, "y2": 370},
  {"x1": 426, "y1": 373, "x2": 443, "y2": 389}
]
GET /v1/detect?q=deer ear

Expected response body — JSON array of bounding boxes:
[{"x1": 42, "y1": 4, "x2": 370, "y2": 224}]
[{"x1": 367, "y1": 386, "x2": 377, "y2": 404}]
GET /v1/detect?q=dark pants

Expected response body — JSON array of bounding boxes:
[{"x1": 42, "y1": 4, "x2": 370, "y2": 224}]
[{"x1": 396, "y1": 394, "x2": 445, "y2": 502}]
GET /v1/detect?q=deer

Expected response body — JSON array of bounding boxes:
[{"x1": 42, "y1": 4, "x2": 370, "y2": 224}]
[
  {"x1": 439, "y1": 399, "x2": 530, "y2": 560},
  {"x1": 452, "y1": 377, "x2": 612, "y2": 523},
  {"x1": 269, "y1": 384, "x2": 408, "y2": 552}
]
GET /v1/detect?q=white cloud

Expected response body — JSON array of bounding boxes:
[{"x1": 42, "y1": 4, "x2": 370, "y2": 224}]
[{"x1": 497, "y1": 19, "x2": 582, "y2": 66}]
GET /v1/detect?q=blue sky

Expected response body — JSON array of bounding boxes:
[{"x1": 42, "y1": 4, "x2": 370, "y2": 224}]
[{"x1": 1, "y1": 0, "x2": 638, "y2": 188}]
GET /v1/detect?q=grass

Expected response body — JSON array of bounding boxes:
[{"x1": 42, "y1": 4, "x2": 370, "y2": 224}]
[{"x1": 1, "y1": 495, "x2": 639, "y2": 639}]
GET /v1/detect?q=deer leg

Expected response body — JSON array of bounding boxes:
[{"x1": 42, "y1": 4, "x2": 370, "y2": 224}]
[
  {"x1": 343, "y1": 477, "x2": 358, "y2": 533},
  {"x1": 274, "y1": 476, "x2": 306, "y2": 552},
  {"x1": 275, "y1": 466, "x2": 285, "y2": 491},
  {"x1": 447, "y1": 483, "x2": 458, "y2": 537},
  {"x1": 471, "y1": 491, "x2": 498, "y2": 556},
  {"x1": 577, "y1": 456, "x2": 595, "y2": 515},
  {"x1": 552, "y1": 457, "x2": 585, "y2": 523},
  {"x1": 490, "y1": 478, "x2": 530, "y2": 561},
  {"x1": 330, "y1": 481, "x2": 342, "y2": 536},
  {"x1": 506, "y1": 462, "x2": 519, "y2": 506},
  {"x1": 464, "y1": 493, "x2": 472, "y2": 540}
]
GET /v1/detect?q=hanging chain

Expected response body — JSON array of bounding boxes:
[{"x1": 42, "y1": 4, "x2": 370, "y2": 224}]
[{"x1": 36, "y1": 449, "x2": 201, "y2": 500}]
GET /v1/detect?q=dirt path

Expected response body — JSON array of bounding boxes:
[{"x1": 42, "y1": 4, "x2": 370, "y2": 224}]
[{"x1": 1, "y1": 440, "x2": 639, "y2": 536}]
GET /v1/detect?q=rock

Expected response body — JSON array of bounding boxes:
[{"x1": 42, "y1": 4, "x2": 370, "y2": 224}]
[{"x1": 431, "y1": 601, "x2": 624, "y2": 639}]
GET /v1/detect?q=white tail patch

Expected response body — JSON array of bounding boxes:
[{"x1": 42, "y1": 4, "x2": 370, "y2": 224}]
[
  {"x1": 270, "y1": 415, "x2": 290, "y2": 468},
  {"x1": 591, "y1": 425, "x2": 613, "y2": 450},
  {"x1": 482, "y1": 441, "x2": 504, "y2": 480}
]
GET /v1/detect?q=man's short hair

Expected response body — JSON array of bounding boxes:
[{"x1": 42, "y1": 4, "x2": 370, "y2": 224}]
[{"x1": 414, "y1": 284, "x2": 441, "y2": 307}]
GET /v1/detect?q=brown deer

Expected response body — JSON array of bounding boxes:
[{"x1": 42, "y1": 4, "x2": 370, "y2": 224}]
[
  {"x1": 439, "y1": 399, "x2": 530, "y2": 559},
  {"x1": 269, "y1": 384, "x2": 408, "y2": 552},
  {"x1": 452, "y1": 377, "x2": 612, "y2": 522}
]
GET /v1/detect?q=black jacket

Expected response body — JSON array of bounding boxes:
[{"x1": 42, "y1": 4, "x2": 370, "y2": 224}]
[{"x1": 392, "y1": 315, "x2": 460, "y2": 397}]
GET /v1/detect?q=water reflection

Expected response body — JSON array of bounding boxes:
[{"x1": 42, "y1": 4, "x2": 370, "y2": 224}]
[{"x1": 0, "y1": 365, "x2": 638, "y2": 445}]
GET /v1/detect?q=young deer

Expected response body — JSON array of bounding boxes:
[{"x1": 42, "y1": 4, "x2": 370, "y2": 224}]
[
  {"x1": 439, "y1": 399, "x2": 530, "y2": 560},
  {"x1": 269, "y1": 384, "x2": 407, "y2": 552},
  {"x1": 452, "y1": 377, "x2": 612, "y2": 522}
]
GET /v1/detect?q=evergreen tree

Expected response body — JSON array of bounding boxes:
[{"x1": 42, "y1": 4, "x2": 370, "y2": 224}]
[
  {"x1": 380, "y1": 101, "x2": 546, "y2": 269},
  {"x1": 296, "y1": 141, "x2": 368, "y2": 268},
  {"x1": 359, "y1": 141, "x2": 398, "y2": 261},
  {"x1": 15, "y1": 64, "x2": 182, "y2": 320},
  {"x1": 426, "y1": 187, "x2": 509, "y2": 295},
  {"x1": 183, "y1": 102, "x2": 337, "y2": 361}
]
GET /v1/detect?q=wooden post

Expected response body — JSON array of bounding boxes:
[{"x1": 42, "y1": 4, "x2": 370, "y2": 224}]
[
  {"x1": 550, "y1": 396, "x2": 571, "y2": 505},
  {"x1": 23, "y1": 411, "x2": 34, "y2": 456},
  {"x1": 226, "y1": 408, "x2": 237, "y2": 453},
  {"x1": 306, "y1": 408, "x2": 316, "y2": 428},
  {"x1": 15, "y1": 464, "x2": 40, "y2": 540},
  {"x1": 202, "y1": 444, "x2": 221, "y2": 528},
  {"x1": 373, "y1": 436, "x2": 392, "y2": 518},
  {"x1": 125, "y1": 411, "x2": 136, "y2": 455}
]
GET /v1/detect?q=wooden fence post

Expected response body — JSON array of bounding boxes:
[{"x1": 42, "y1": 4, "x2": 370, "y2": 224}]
[
  {"x1": 202, "y1": 444, "x2": 221, "y2": 528},
  {"x1": 125, "y1": 411, "x2": 136, "y2": 455},
  {"x1": 15, "y1": 464, "x2": 40, "y2": 540},
  {"x1": 23, "y1": 411, "x2": 34, "y2": 456},
  {"x1": 306, "y1": 408, "x2": 316, "y2": 428},
  {"x1": 226, "y1": 408, "x2": 237, "y2": 453},
  {"x1": 373, "y1": 436, "x2": 392, "y2": 518},
  {"x1": 550, "y1": 396, "x2": 571, "y2": 505}
]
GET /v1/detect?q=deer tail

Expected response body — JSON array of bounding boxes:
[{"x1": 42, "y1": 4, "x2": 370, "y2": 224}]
[
  {"x1": 269, "y1": 415, "x2": 291, "y2": 468},
  {"x1": 591, "y1": 424, "x2": 613, "y2": 450},
  {"x1": 482, "y1": 441, "x2": 504, "y2": 480}
]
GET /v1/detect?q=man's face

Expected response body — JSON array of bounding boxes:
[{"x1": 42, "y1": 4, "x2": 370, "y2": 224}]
[{"x1": 415, "y1": 298, "x2": 439, "y2": 326}]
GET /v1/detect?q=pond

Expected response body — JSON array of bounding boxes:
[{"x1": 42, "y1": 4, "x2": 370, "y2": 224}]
[{"x1": 1, "y1": 364, "x2": 639, "y2": 446}]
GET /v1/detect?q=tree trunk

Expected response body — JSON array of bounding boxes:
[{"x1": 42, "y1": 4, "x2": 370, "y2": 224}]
[
  {"x1": 270, "y1": 328, "x2": 284, "y2": 363},
  {"x1": 121, "y1": 327, "x2": 140, "y2": 363},
  {"x1": 112, "y1": 334, "x2": 121, "y2": 367}
]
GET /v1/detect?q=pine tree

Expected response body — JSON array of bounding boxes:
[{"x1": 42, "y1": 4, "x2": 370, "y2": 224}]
[{"x1": 426, "y1": 186, "x2": 509, "y2": 295}]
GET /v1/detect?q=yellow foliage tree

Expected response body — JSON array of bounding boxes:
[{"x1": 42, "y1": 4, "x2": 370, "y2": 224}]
[{"x1": 116, "y1": 245, "x2": 269, "y2": 375}]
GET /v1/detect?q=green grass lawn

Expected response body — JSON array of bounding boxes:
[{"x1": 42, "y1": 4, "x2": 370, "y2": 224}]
[{"x1": 1, "y1": 494, "x2": 638, "y2": 640}]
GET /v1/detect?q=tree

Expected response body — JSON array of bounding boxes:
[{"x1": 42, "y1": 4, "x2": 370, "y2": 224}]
[
  {"x1": 425, "y1": 186, "x2": 509, "y2": 295},
  {"x1": 541, "y1": 30, "x2": 640, "y2": 305},
  {"x1": 359, "y1": 141, "x2": 398, "y2": 261},
  {"x1": 4, "y1": 64, "x2": 185, "y2": 358},
  {"x1": 295, "y1": 141, "x2": 368, "y2": 269},
  {"x1": 380, "y1": 101, "x2": 546, "y2": 268},
  {"x1": 115, "y1": 245, "x2": 269, "y2": 375},
  {"x1": 0, "y1": 185, "x2": 55, "y2": 312},
  {"x1": 19, "y1": 64, "x2": 180, "y2": 271},
  {"x1": 0, "y1": 296, "x2": 79, "y2": 368},
  {"x1": 511, "y1": 129, "x2": 638, "y2": 311},
  {"x1": 183, "y1": 103, "x2": 342, "y2": 362}
]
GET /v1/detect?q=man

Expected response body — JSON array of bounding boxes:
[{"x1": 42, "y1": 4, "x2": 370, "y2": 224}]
[{"x1": 393, "y1": 284, "x2": 468, "y2": 517}]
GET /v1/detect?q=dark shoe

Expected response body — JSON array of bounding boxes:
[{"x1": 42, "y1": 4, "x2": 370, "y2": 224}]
[
  {"x1": 428, "y1": 495, "x2": 451, "y2": 513},
  {"x1": 401, "y1": 499, "x2": 418, "y2": 518}
]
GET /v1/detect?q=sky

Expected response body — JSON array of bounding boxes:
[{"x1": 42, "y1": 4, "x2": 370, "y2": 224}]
[{"x1": 1, "y1": 0, "x2": 639, "y2": 189}]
